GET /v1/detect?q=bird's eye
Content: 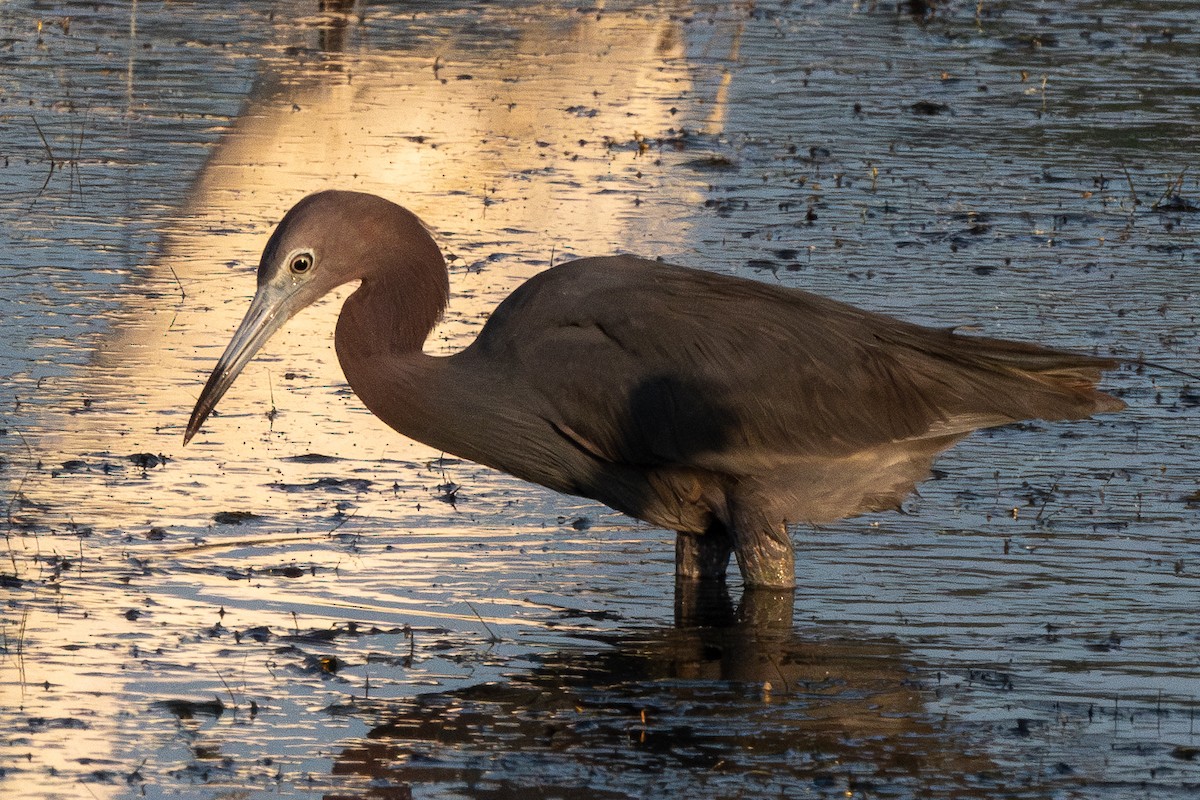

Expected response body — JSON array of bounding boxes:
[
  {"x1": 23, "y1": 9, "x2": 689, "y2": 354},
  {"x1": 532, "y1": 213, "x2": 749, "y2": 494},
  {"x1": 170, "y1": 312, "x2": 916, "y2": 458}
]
[{"x1": 289, "y1": 253, "x2": 313, "y2": 274}]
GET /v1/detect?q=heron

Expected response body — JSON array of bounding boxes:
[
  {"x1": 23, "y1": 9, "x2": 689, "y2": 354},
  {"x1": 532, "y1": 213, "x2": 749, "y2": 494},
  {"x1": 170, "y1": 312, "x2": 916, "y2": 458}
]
[{"x1": 185, "y1": 190, "x2": 1125, "y2": 589}]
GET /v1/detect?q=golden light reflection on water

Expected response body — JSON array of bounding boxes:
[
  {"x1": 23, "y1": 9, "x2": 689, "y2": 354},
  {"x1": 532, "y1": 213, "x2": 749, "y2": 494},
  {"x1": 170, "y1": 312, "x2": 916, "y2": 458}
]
[
  {"x1": 29, "y1": 3, "x2": 739, "y2": 516},
  {"x1": 72, "y1": 3, "x2": 735, "y2": 458},
  {"x1": 2, "y1": 5, "x2": 744, "y2": 796}
]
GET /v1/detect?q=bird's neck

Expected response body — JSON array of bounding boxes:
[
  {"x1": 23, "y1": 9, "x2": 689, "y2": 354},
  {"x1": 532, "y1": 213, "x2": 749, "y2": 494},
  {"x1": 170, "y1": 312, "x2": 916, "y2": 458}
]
[
  {"x1": 333, "y1": 259, "x2": 457, "y2": 449},
  {"x1": 335, "y1": 256, "x2": 449, "y2": 360}
]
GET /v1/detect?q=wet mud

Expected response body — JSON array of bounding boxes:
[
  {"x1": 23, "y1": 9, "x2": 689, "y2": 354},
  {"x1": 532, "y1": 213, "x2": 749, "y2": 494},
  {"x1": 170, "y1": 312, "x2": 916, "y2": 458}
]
[{"x1": 2, "y1": 0, "x2": 1199, "y2": 798}]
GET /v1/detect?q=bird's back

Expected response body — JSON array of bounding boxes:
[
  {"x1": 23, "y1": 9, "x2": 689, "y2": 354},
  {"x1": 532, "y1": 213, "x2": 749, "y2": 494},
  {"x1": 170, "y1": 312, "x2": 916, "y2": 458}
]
[{"x1": 464, "y1": 255, "x2": 1123, "y2": 528}]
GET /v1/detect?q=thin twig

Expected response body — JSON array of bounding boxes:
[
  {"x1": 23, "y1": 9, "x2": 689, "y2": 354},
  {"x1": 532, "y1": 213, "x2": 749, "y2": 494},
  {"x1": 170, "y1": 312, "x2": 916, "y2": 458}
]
[
  {"x1": 27, "y1": 116, "x2": 58, "y2": 210},
  {"x1": 30, "y1": 115, "x2": 55, "y2": 161},
  {"x1": 15, "y1": 606, "x2": 29, "y2": 690},
  {"x1": 265, "y1": 369, "x2": 277, "y2": 430},
  {"x1": 1118, "y1": 161, "x2": 1139, "y2": 208},
  {"x1": 168, "y1": 265, "x2": 187, "y2": 300},
  {"x1": 4, "y1": 425, "x2": 37, "y2": 574},
  {"x1": 32, "y1": 161, "x2": 55, "y2": 207},
  {"x1": 1034, "y1": 482, "x2": 1059, "y2": 522},
  {"x1": 327, "y1": 507, "x2": 358, "y2": 536},
  {"x1": 208, "y1": 660, "x2": 238, "y2": 707},
  {"x1": 465, "y1": 601, "x2": 500, "y2": 643},
  {"x1": 1151, "y1": 166, "x2": 1189, "y2": 211},
  {"x1": 70, "y1": 109, "x2": 87, "y2": 205}
]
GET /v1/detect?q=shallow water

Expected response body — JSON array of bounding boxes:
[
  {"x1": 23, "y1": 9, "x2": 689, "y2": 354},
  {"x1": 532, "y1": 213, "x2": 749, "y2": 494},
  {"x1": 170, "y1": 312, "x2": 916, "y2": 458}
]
[{"x1": 2, "y1": 0, "x2": 1199, "y2": 797}]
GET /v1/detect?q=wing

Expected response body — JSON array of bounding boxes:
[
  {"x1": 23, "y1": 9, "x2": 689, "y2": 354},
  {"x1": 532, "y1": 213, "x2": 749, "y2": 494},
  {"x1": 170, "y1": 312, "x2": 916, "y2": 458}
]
[{"x1": 471, "y1": 256, "x2": 1121, "y2": 477}]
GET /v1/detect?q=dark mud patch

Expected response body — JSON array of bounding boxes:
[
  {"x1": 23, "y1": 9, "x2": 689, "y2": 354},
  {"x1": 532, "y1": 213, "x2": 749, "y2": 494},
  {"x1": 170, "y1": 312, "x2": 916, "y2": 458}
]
[
  {"x1": 128, "y1": 452, "x2": 167, "y2": 469},
  {"x1": 682, "y1": 154, "x2": 739, "y2": 171},
  {"x1": 910, "y1": 100, "x2": 951, "y2": 115},
  {"x1": 281, "y1": 452, "x2": 343, "y2": 464},
  {"x1": 272, "y1": 477, "x2": 373, "y2": 493},
  {"x1": 212, "y1": 510, "x2": 262, "y2": 524},
  {"x1": 156, "y1": 698, "x2": 226, "y2": 719}
]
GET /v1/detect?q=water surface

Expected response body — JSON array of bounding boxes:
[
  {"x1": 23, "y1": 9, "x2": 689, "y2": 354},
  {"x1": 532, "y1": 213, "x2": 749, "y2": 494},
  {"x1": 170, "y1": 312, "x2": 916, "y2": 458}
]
[{"x1": 2, "y1": 1, "x2": 1199, "y2": 797}]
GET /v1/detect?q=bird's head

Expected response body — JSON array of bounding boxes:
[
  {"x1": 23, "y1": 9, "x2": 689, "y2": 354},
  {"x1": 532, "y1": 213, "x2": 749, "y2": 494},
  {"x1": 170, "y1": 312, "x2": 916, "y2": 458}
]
[{"x1": 183, "y1": 190, "x2": 424, "y2": 444}]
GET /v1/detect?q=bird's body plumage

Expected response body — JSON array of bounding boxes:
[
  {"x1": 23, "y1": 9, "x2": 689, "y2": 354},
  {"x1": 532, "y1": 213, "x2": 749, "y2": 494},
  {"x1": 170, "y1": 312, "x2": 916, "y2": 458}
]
[{"x1": 188, "y1": 190, "x2": 1125, "y2": 589}]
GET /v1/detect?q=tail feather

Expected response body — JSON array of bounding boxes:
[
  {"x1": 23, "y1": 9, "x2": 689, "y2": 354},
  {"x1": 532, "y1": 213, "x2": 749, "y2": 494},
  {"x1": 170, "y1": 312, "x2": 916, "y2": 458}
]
[
  {"x1": 888, "y1": 327, "x2": 1126, "y2": 430},
  {"x1": 950, "y1": 333, "x2": 1125, "y2": 417}
]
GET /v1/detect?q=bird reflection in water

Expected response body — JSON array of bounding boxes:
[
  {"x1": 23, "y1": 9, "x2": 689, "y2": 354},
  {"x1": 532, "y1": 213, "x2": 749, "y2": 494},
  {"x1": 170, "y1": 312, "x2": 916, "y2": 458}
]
[{"x1": 326, "y1": 586, "x2": 997, "y2": 799}]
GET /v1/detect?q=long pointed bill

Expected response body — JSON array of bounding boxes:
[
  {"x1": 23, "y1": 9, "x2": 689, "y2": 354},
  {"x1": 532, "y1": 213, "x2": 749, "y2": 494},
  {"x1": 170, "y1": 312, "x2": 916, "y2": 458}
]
[{"x1": 184, "y1": 282, "x2": 306, "y2": 444}]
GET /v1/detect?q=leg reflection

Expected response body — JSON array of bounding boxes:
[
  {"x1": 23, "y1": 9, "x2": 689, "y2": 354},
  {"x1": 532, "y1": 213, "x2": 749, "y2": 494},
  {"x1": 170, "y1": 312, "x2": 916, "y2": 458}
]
[
  {"x1": 673, "y1": 577, "x2": 736, "y2": 626},
  {"x1": 673, "y1": 580, "x2": 795, "y2": 628},
  {"x1": 736, "y1": 586, "x2": 796, "y2": 628}
]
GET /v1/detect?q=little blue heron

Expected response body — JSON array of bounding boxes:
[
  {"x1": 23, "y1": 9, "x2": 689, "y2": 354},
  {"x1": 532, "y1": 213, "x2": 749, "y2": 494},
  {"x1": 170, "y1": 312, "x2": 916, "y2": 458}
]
[{"x1": 185, "y1": 190, "x2": 1124, "y2": 589}]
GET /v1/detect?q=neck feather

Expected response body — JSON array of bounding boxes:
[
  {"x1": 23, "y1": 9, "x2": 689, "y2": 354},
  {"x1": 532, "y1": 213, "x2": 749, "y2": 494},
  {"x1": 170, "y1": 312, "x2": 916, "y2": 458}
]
[{"x1": 335, "y1": 233, "x2": 449, "y2": 359}]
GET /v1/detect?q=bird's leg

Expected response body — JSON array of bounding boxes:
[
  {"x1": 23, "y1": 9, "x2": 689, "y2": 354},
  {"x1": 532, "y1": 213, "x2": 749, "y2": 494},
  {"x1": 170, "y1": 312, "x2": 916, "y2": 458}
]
[
  {"x1": 674, "y1": 523, "x2": 734, "y2": 582},
  {"x1": 730, "y1": 504, "x2": 796, "y2": 589}
]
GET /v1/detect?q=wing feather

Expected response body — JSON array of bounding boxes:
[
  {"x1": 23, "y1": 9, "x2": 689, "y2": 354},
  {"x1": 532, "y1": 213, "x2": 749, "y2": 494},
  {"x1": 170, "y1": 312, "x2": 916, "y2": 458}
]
[{"x1": 472, "y1": 255, "x2": 1121, "y2": 479}]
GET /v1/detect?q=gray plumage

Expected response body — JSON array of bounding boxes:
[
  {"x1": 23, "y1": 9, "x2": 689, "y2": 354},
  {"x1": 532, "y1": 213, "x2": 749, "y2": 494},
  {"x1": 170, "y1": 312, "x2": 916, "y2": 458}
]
[{"x1": 187, "y1": 190, "x2": 1124, "y2": 589}]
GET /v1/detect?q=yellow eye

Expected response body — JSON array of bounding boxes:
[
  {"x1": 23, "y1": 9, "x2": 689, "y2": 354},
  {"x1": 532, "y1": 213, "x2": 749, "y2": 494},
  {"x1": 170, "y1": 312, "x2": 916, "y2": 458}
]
[{"x1": 290, "y1": 253, "x2": 313, "y2": 274}]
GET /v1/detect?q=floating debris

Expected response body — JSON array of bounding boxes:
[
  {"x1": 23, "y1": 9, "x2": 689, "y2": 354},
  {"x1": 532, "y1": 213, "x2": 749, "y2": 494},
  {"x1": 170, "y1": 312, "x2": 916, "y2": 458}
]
[
  {"x1": 911, "y1": 100, "x2": 950, "y2": 115},
  {"x1": 128, "y1": 452, "x2": 167, "y2": 469},
  {"x1": 272, "y1": 477, "x2": 372, "y2": 493},
  {"x1": 155, "y1": 699, "x2": 225, "y2": 720},
  {"x1": 212, "y1": 511, "x2": 261, "y2": 525}
]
